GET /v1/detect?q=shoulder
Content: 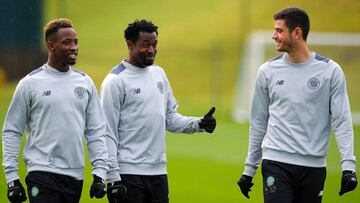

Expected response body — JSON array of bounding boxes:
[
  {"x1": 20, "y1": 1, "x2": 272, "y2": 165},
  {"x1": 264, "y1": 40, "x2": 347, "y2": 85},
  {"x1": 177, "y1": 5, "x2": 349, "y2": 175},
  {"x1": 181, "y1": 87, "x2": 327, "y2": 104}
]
[
  {"x1": 71, "y1": 67, "x2": 94, "y2": 82},
  {"x1": 260, "y1": 54, "x2": 285, "y2": 71},
  {"x1": 110, "y1": 63, "x2": 127, "y2": 75},
  {"x1": 313, "y1": 53, "x2": 341, "y2": 73},
  {"x1": 314, "y1": 53, "x2": 331, "y2": 63},
  {"x1": 101, "y1": 66, "x2": 125, "y2": 89},
  {"x1": 268, "y1": 54, "x2": 284, "y2": 63},
  {"x1": 28, "y1": 66, "x2": 45, "y2": 76},
  {"x1": 21, "y1": 65, "x2": 46, "y2": 85},
  {"x1": 72, "y1": 67, "x2": 86, "y2": 77},
  {"x1": 150, "y1": 64, "x2": 166, "y2": 76}
]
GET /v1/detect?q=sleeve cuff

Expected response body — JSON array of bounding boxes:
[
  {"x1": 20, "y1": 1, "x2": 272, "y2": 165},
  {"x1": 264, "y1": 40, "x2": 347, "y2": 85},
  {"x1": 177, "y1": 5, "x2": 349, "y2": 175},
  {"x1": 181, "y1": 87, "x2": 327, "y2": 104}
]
[
  {"x1": 92, "y1": 168, "x2": 107, "y2": 180},
  {"x1": 243, "y1": 165, "x2": 258, "y2": 177},
  {"x1": 341, "y1": 159, "x2": 356, "y2": 172},
  {"x1": 195, "y1": 118, "x2": 205, "y2": 132},
  {"x1": 107, "y1": 170, "x2": 121, "y2": 183},
  {"x1": 6, "y1": 171, "x2": 20, "y2": 183}
]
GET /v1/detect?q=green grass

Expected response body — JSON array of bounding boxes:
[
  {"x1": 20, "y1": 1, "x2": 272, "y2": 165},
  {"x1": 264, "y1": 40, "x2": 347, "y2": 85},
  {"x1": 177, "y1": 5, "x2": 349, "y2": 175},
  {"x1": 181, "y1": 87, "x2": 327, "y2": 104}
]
[{"x1": 1, "y1": 0, "x2": 360, "y2": 202}]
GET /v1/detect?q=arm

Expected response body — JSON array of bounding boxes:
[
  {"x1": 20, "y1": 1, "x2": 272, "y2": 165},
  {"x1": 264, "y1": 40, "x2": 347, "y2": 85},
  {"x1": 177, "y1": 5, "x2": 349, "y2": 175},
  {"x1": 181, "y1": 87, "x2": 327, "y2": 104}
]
[
  {"x1": 330, "y1": 66, "x2": 356, "y2": 172},
  {"x1": 2, "y1": 79, "x2": 30, "y2": 183},
  {"x1": 100, "y1": 75, "x2": 122, "y2": 183},
  {"x1": 244, "y1": 68, "x2": 270, "y2": 177},
  {"x1": 84, "y1": 77, "x2": 108, "y2": 180},
  {"x1": 238, "y1": 67, "x2": 269, "y2": 199}
]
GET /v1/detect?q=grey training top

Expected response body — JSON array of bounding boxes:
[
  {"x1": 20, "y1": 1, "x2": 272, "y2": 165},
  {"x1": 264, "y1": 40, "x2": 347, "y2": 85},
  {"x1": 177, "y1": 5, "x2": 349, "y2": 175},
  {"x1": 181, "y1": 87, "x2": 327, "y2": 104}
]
[
  {"x1": 244, "y1": 53, "x2": 356, "y2": 177},
  {"x1": 2, "y1": 64, "x2": 108, "y2": 183},
  {"x1": 100, "y1": 61, "x2": 203, "y2": 182}
]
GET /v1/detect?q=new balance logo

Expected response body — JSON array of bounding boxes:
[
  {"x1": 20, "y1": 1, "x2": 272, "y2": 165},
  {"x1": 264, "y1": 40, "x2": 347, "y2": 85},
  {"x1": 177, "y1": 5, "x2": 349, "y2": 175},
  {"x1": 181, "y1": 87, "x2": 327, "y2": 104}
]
[
  {"x1": 275, "y1": 80, "x2": 284, "y2": 85},
  {"x1": 42, "y1": 90, "x2": 51, "y2": 96},
  {"x1": 133, "y1": 88, "x2": 141, "y2": 94}
]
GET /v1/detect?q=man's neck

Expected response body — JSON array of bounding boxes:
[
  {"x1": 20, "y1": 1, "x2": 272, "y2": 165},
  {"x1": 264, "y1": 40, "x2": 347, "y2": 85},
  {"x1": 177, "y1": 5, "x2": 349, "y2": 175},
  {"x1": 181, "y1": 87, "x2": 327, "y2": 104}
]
[
  {"x1": 286, "y1": 43, "x2": 311, "y2": 63},
  {"x1": 125, "y1": 58, "x2": 145, "y2": 68},
  {"x1": 47, "y1": 60, "x2": 70, "y2": 72}
]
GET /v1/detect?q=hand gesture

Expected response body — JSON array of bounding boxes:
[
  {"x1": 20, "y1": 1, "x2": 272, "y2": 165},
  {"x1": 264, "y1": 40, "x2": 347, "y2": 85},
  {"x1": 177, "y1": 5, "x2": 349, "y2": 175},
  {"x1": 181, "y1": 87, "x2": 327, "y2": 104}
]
[{"x1": 199, "y1": 107, "x2": 216, "y2": 133}]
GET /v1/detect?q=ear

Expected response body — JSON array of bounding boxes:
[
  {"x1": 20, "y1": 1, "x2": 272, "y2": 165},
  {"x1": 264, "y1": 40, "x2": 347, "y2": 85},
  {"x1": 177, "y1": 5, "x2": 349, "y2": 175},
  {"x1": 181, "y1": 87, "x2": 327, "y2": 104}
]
[
  {"x1": 293, "y1": 27, "x2": 303, "y2": 40},
  {"x1": 47, "y1": 40, "x2": 55, "y2": 51},
  {"x1": 126, "y1": 40, "x2": 134, "y2": 50}
]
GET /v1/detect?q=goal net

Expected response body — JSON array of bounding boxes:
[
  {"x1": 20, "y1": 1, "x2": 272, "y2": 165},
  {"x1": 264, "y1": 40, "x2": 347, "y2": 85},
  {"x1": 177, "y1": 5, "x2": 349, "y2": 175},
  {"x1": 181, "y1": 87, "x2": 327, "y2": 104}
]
[{"x1": 233, "y1": 31, "x2": 360, "y2": 125}]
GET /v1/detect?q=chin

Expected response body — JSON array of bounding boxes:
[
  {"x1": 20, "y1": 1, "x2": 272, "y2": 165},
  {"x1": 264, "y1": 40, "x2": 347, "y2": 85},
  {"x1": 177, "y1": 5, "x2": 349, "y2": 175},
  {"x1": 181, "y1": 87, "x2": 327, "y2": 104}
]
[
  {"x1": 144, "y1": 61, "x2": 154, "y2": 66},
  {"x1": 68, "y1": 60, "x2": 77, "y2": 65}
]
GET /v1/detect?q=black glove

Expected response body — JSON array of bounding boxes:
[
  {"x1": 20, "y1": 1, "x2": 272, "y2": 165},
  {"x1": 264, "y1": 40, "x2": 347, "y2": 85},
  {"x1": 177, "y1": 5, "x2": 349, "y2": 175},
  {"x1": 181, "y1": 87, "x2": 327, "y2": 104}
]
[
  {"x1": 237, "y1": 174, "x2": 254, "y2": 199},
  {"x1": 7, "y1": 179, "x2": 27, "y2": 203},
  {"x1": 107, "y1": 181, "x2": 127, "y2": 203},
  {"x1": 90, "y1": 175, "x2": 106, "y2": 198},
  {"x1": 339, "y1": 170, "x2": 357, "y2": 196},
  {"x1": 199, "y1": 107, "x2": 216, "y2": 133}
]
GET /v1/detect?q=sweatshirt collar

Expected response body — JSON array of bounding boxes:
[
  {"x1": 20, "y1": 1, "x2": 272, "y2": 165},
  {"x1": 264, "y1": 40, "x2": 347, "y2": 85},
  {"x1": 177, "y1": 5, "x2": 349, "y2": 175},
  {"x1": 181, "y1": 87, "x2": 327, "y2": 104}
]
[
  {"x1": 122, "y1": 60, "x2": 149, "y2": 72},
  {"x1": 44, "y1": 64, "x2": 72, "y2": 75}
]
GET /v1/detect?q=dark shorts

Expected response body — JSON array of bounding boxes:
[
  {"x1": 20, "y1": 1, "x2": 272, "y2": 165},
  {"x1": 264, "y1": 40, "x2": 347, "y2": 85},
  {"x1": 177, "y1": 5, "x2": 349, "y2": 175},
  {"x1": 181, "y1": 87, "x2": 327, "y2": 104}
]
[
  {"x1": 121, "y1": 174, "x2": 169, "y2": 203},
  {"x1": 261, "y1": 159, "x2": 326, "y2": 203},
  {"x1": 25, "y1": 171, "x2": 83, "y2": 203}
]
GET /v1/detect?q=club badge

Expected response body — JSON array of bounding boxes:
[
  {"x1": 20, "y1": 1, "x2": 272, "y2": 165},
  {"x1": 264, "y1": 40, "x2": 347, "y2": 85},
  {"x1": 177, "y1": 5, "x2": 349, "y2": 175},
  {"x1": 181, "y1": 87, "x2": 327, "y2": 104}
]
[
  {"x1": 307, "y1": 77, "x2": 320, "y2": 90},
  {"x1": 31, "y1": 186, "x2": 39, "y2": 197},
  {"x1": 266, "y1": 176, "x2": 277, "y2": 193},
  {"x1": 74, "y1": 87, "x2": 86, "y2": 100}
]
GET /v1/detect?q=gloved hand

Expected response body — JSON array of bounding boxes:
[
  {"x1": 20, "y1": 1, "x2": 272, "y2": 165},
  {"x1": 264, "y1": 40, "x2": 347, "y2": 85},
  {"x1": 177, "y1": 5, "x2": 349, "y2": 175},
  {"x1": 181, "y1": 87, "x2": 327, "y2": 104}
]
[
  {"x1": 90, "y1": 175, "x2": 106, "y2": 198},
  {"x1": 107, "y1": 181, "x2": 127, "y2": 203},
  {"x1": 7, "y1": 179, "x2": 27, "y2": 203},
  {"x1": 237, "y1": 174, "x2": 254, "y2": 199},
  {"x1": 339, "y1": 170, "x2": 357, "y2": 196},
  {"x1": 199, "y1": 107, "x2": 216, "y2": 133}
]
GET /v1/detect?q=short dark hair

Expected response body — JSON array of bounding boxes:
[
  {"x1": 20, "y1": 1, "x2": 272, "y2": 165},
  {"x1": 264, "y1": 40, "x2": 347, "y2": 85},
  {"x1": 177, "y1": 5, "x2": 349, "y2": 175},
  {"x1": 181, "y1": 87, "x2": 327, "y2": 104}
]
[
  {"x1": 124, "y1": 19, "x2": 158, "y2": 42},
  {"x1": 43, "y1": 18, "x2": 73, "y2": 42},
  {"x1": 273, "y1": 7, "x2": 310, "y2": 41}
]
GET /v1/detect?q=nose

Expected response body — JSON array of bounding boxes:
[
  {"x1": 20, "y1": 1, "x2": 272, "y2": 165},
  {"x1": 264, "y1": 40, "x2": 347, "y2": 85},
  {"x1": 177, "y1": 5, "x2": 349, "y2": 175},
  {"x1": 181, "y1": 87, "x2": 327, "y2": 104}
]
[
  {"x1": 70, "y1": 42, "x2": 78, "y2": 51},
  {"x1": 272, "y1": 32, "x2": 277, "y2": 40},
  {"x1": 147, "y1": 45, "x2": 156, "y2": 54}
]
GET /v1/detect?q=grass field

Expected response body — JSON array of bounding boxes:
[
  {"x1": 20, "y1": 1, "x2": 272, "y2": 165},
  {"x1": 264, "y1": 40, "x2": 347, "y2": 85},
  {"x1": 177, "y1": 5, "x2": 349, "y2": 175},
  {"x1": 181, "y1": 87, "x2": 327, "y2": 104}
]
[{"x1": 1, "y1": 0, "x2": 360, "y2": 202}]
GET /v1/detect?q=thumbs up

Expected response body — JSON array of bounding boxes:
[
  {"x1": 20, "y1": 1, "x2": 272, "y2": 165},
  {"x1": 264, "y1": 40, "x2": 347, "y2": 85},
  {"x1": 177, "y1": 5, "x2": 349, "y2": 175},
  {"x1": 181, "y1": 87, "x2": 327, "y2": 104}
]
[{"x1": 199, "y1": 107, "x2": 216, "y2": 133}]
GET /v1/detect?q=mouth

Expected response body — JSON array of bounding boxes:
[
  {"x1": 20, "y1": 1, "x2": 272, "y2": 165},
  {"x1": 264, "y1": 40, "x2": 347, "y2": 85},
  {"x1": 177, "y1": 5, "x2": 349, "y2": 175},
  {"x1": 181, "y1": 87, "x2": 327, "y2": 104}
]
[
  {"x1": 145, "y1": 55, "x2": 155, "y2": 61},
  {"x1": 274, "y1": 41, "x2": 281, "y2": 47},
  {"x1": 69, "y1": 53, "x2": 77, "y2": 60}
]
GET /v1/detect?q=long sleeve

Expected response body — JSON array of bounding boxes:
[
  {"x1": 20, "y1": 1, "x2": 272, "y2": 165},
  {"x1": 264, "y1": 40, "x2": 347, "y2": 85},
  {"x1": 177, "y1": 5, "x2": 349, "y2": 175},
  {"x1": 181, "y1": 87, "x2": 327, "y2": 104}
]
[
  {"x1": 162, "y1": 70, "x2": 202, "y2": 134},
  {"x1": 2, "y1": 79, "x2": 30, "y2": 183},
  {"x1": 330, "y1": 66, "x2": 356, "y2": 171},
  {"x1": 100, "y1": 75, "x2": 122, "y2": 182},
  {"x1": 84, "y1": 78, "x2": 108, "y2": 180},
  {"x1": 244, "y1": 68, "x2": 270, "y2": 177}
]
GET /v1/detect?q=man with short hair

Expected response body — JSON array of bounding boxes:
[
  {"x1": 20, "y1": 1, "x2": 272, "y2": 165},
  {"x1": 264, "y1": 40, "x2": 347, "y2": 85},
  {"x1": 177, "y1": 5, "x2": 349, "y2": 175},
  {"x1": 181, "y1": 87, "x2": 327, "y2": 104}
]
[
  {"x1": 100, "y1": 19, "x2": 216, "y2": 203},
  {"x1": 2, "y1": 18, "x2": 108, "y2": 203},
  {"x1": 237, "y1": 7, "x2": 357, "y2": 203}
]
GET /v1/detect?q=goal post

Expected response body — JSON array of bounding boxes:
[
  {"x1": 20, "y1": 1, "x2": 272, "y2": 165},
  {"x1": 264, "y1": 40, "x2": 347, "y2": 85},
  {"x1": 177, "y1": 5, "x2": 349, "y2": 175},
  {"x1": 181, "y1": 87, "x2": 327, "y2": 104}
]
[{"x1": 233, "y1": 31, "x2": 360, "y2": 125}]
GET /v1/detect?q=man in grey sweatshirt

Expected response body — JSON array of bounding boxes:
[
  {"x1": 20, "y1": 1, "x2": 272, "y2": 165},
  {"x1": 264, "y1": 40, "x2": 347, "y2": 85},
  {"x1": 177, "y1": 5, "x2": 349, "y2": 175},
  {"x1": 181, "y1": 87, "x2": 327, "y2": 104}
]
[
  {"x1": 237, "y1": 7, "x2": 357, "y2": 203},
  {"x1": 100, "y1": 19, "x2": 216, "y2": 203},
  {"x1": 2, "y1": 18, "x2": 108, "y2": 203}
]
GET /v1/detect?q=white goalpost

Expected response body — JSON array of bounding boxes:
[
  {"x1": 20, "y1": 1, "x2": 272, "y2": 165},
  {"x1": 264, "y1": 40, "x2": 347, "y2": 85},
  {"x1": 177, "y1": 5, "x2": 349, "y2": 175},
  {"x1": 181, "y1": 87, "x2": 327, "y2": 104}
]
[{"x1": 233, "y1": 31, "x2": 360, "y2": 125}]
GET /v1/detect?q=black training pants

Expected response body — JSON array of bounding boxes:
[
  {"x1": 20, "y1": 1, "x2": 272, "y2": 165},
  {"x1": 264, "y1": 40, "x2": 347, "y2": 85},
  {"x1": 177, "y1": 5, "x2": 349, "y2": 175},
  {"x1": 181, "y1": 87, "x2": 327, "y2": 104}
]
[
  {"x1": 25, "y1": 171, "x2": 83, "y2": 203},
  {"x1": 262, "y1": 159, "x2": 326, "y2": 203},
  {"x1": 121, "y1": 174, "x2": 169, "y2": 203}
]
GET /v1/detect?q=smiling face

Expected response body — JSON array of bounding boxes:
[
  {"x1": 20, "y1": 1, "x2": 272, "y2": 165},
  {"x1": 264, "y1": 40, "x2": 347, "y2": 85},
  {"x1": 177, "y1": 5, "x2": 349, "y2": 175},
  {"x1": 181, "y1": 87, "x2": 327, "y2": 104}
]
[
  {"x1": 272, "y1": 19, "x2": 294, "y2": 53},
  {"x1": 47, "y1": 27, "x2": 78, "y2": 70},
  {"x1": 127, "y1": 31, "x2": 158, "y2": 68}
]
